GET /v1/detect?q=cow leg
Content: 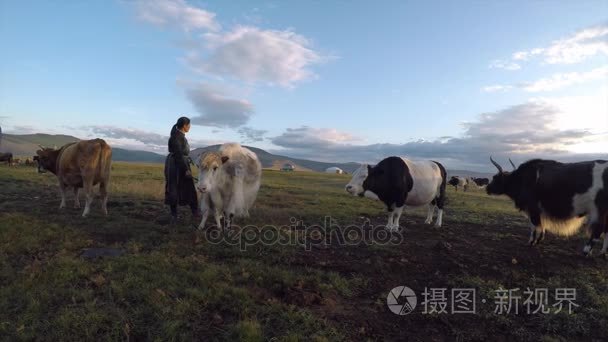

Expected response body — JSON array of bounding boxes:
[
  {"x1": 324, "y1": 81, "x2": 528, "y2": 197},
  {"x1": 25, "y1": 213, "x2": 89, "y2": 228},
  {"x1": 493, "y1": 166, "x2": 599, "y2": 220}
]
[
  {"x1": 82, "y1": 178, "x2": 94, "y2": 218},
  {"x1": 386, "y1": 210, "x2": 395, "y2": 231},
  {"x1": 215, "y1": 210, "x2": 223, "y2": 229},
  {"x1": 198, "y1": 196, "x2": 209, "y2": 230},
  {"x1": 433, "y1": 182, "x2": 446, "y2": 228},
  {"x1": 435, "y1": 207, "x2": 444, "y2": 228},
  {"x1": 527, "y1": 209, "x2": 545, "y2": 246},
  {"x1": 528, "y1": 225, "x2": 545, "y2": 245},
  {"x1": 584, "y1": 220, "x2": 604, "y2": 257},
  {"x1": 73, "y1": 188, "x2": 81, "y2": 208},
  {"x1": 600, "y1": 233, "x2": 608, "y2": 257},
  {"x1": 198, "y1": 210, "x2": 209, "y2": 230},
  {"x1": 424, "y1": 204, "x2": 435, "y2": 224},
  {"x1": 100, "y1": 182, "x2": 108, "y2": 216},
  {"x1": 59, "y1": 183, "x2": 67, "y2": 209},
  {"x1": 392, "y1": 206, "x2": 404, "y2": 232},
  {"x1": 223, "y1": 211, "x2": 235, "y2": 230}
]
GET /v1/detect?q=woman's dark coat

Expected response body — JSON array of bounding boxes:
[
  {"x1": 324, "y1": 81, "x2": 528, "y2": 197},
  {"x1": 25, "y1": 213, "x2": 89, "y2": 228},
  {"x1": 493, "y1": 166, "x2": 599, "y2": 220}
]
[{"x1": 164, "y1": 129, "x2": 198, "y2": 206}]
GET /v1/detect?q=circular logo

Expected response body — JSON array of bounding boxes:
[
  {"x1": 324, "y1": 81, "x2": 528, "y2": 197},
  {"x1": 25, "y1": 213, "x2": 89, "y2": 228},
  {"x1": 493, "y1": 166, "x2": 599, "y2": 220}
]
[{"x1": 387, "y1": 286, "x2": 417, "y2": 315}]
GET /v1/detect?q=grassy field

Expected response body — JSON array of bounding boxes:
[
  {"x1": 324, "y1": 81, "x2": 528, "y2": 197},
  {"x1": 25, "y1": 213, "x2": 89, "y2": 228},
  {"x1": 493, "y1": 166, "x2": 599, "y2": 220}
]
[{"x1": 1, "y1": 162, "x2": 607, "y2": 341}]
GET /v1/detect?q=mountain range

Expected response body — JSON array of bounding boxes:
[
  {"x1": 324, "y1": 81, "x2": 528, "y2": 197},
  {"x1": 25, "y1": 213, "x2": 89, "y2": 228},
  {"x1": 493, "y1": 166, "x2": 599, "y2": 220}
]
[{"x1": 0, "y1": 133, "x2": 492, "y2": 177}]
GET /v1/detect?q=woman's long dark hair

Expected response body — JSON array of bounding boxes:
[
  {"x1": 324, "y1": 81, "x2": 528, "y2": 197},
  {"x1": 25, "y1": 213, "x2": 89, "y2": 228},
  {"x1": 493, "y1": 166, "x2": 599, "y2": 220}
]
[{"x1": 170, "y1": 117, "x2": 191, "y2": 136}]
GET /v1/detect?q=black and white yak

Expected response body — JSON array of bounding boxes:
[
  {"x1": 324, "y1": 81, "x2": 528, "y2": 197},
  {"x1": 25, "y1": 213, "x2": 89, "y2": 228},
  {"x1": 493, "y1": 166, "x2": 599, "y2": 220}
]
[
  {"x1": 345, "y1": 156, "x2": 447, "y2": 231},
  {"x1": 486, "y1": 157, "x2": 608, "y2": 256},
  {"x1": 448, "y1": 176, "x2": 469, "y2": 191}
]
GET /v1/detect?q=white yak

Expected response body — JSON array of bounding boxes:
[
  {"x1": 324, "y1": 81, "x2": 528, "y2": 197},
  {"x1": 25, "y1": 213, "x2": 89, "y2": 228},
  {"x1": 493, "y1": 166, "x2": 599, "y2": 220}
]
[{"x1": 196, "y1": 143, "x2": 262, "y2": 229}]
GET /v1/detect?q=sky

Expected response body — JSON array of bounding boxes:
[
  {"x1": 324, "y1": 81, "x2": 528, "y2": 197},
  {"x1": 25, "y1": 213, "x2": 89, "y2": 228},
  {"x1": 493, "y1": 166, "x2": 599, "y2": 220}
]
[{"x1": 0, "y1": 0, "x2": 607, "y2": 171}]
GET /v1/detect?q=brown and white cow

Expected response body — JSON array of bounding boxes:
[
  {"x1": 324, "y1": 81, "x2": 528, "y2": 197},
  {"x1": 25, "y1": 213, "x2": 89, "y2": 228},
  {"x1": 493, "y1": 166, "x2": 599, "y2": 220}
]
[{"x1": 36, "y1": 139, "x2": 112, "y2": 217}]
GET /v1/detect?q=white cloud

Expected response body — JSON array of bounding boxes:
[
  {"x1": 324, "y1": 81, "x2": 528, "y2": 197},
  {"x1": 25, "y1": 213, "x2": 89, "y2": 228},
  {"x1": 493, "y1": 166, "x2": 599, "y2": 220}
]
[
  {"x1": 521, "y1": 65, "x2": 608, "y2": 92},
  {"x1": 271, "y1": 126, "x2": 362, "y2": 150},
  {"x1": 493, "y1": 23, "x2": 608, "y2": 69},
  {"x1": 81, "y1": 125, "x2": 219, "y2": 152},
  {"x1": 186, "y1": 26, "x2": 327, "y2": 87},
  {"x1": 180, "y1": 81, "x2": 255, "y2": 128},
  {"x1": 84, "y1": 126, "x2": 168, "y2": 146},
  {"x1": 483, "y1": 65, "x2": 608, "y2": 93},
  {"x1": 481, "y1": 84, "x2": 513, "y2": 93},
  {"x1": 489, "y1": 59, "x2": 521, "y2": 71},
  {"x1": 543, "y1": 23, "x2": 608, "y2": 64},
  {"x1": 269, "y1": 97, "x2": 607, "y2": 171},
  {"x1": 511, "y1": 48, "x2": 544, "y2": 61},
  {"x1": 135, "y1": 0, "x2": 220, "y2": 32}
]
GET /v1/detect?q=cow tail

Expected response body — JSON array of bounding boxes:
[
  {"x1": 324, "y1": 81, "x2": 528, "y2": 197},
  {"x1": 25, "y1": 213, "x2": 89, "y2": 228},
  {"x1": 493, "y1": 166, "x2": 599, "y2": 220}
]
[
  {"x1": 97, "y1": 139, "x2": 112, "y2": 183},
  {"x1": 433, "y1": 161, "x2": 447, "y2": 209}
]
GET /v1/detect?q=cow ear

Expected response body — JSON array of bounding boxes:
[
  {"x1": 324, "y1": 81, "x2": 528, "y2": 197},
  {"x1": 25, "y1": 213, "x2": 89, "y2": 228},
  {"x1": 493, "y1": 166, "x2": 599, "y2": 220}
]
[{"x1": 221, "y1": 156, "x2": 229, "y2": 164}]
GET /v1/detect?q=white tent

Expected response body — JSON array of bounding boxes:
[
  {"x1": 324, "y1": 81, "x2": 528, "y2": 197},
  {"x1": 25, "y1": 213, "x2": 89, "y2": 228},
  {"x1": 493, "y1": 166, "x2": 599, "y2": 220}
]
[{"x1": 325, "y1": 166, "x2": 344, "y2": 174}]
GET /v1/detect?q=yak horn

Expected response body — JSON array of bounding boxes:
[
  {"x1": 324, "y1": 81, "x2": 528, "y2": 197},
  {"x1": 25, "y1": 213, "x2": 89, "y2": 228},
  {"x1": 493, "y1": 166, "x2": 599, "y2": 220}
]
[
  {"x1": 490, "y1": 156, "x2": 503, "y2": 173},
  {"x1": 38, "y1": 144, "x2": 45, "y2": 150},
  {"x1": 509, "y1": 158, "x2": 516, "y2": 170}
]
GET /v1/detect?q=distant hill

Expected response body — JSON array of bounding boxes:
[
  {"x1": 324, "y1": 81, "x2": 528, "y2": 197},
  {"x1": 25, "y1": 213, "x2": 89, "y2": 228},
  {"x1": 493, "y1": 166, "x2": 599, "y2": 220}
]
[
  {"x1": 0, "y1": 133, "x2": 165, "y2": 163},
  {"x1": 191, "y1": 145, "x2": 360, "y2": 173},
  {"x1": 1, "y1": 133, "x2": 491, "y2": 176}
]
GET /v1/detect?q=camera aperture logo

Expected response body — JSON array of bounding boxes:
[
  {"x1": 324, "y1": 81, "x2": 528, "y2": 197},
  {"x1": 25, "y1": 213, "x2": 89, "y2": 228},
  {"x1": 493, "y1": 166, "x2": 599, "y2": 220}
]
[{"x1": 387, "y1": 286, "x2": 417, "y2": 315}]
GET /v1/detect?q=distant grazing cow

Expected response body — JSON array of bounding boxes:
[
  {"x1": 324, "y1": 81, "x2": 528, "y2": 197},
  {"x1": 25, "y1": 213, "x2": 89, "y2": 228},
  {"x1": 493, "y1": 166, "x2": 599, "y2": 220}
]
[
  {"x1": 345, "y1": 156, "x2": 447, "y2": 231},
  {"x1": 0, "y1": 152, "x2": 13, "y2": 166},
  {"x1": 36, "y1": 139, "x2": 112, "y2": 217},
  {"x1": 196, "y1": 143, "x2": 262, "y2": 229},
  {"x1": 487, "y1": 157, "x2": 608, "y2": 256},
  {"x1": 12, "y1": 158, "x2": 22, "y2": 165},
  {"x1": 472, "y1": 177, "x2": 489, "y2": 187},
  {"x1": 448, "y1": 176, "x2": 469, "y2": 191}
]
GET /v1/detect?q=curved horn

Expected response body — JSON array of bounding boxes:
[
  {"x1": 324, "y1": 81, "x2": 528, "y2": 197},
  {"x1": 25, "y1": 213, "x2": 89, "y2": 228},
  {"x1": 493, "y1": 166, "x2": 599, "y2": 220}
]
[
  {"x1": 490, "y1": 156, "x2": 503, "y2": 173},
  {"x1": 509, "y1": 158, "x2": 516, "y2": 170},
  {"x1": 37, "y1": 144, "x2": 45, "y2": 150}
]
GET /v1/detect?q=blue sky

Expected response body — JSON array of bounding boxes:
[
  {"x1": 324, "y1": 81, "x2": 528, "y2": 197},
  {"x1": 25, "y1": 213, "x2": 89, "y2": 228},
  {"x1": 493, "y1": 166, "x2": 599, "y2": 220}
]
[{"x1": 1, "y1": 0, "x2": 607, "y2": 170}]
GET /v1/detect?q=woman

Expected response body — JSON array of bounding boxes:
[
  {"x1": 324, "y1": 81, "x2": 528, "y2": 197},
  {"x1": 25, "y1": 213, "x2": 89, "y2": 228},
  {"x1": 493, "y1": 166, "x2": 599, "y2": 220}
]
[{"x1": 164, "y1": 117, "x2": 200, "y2": 223}]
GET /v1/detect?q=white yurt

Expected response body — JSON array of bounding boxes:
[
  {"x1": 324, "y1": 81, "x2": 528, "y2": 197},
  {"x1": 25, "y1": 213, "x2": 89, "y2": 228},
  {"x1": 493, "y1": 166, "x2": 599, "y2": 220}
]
[{"x1": 325, "y1": 166, "x2": 344, "y2": 174}]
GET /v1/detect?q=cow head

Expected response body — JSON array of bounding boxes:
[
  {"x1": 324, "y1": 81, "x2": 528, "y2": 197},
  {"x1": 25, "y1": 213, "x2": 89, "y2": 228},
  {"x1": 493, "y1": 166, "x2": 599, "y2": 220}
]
[
  {"x1": 35, "y1": 147, "x2": 59, "y2": 174},
  {"x1": 345, "y1": 164, "x2": 381, "y2": 200},
  {"x1": 196, "y1": 152, "x2": 229, "y2": 193},
  {"x1": 486, "y1": 157, "x2": 513, "y2": 195}
]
